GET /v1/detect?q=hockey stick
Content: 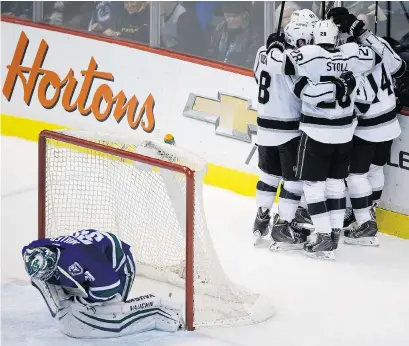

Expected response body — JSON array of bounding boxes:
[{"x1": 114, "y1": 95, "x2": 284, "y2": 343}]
[
  {"x1": 245, "y1": 144, "x2": 258, "y2": 165},
  {"x1": 322, "y1": 1, "x2": 326, "y2": 19},
  {"x1": 374, "y1": 1, "x2": 379, "y2": 35},
  {"x1": 277, "y1": 1, "x2": 286, "y2": 34},
  {"x1": 400, "y1": 1, "x2": 409, "y2": 23}
]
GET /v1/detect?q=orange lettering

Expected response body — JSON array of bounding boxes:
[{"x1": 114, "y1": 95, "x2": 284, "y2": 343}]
[
  {"x1": 2, "y1": 31, "x2": 156, "y2": 133},
  {"x1": 92, "y1": 84, "x2": 114, "y2": 121},
  {"x1": 127, "y1": 93, "x2": 155, "y2": 132},
  {"x1": 61, "y1": 69, "x2": 79, "y2": 112}
]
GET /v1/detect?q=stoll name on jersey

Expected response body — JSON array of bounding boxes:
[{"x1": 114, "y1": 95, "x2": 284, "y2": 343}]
[{"x1": 327, "y1": 62, "x2": 348, "y2": 72}]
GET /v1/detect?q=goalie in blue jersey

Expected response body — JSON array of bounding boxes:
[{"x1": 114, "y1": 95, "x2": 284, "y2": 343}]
[{"x1": 22, "y1": 229, "x2": 183, "y2": 338}]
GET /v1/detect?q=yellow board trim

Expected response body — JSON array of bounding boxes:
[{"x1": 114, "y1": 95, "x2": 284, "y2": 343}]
[{"x1": 1, "y1": 113, "x2": 408, "y2": 239}]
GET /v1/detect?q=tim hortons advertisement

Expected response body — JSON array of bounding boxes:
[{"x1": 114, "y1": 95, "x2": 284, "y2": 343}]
[
  {"x1": 2, "y1": 31, "x2": 155, "y2": 133},
  {"x1": 1, "y1": 21, "x2": 408, "y2": 216}
]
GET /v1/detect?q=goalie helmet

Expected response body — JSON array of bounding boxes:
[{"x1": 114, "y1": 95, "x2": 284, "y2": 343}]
[
  {"x1": 313, "y1": 19, "x2": 339, "y2": 46},
  {"x1": 290, "y1": 9, "x2": 319, "y2": 25},
  {"x1": 284, "y1": 21, "x2": 314, "y2": 48},
  {"x1": 23, "y1": 247, "x2": 59, "y2": 281}
]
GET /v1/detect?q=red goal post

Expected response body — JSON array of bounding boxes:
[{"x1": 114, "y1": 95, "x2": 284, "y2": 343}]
[{"x1": 38, "y1": 129, "x2": 274, "y2": 330}]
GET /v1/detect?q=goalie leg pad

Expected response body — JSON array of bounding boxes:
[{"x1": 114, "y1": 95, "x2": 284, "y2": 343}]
[
  {"x1": 31, "y1": 278, "x2": 70, "y2": 318},
  {"x1": 56, "y1": 294, "x2": 183, "y2": 338}
]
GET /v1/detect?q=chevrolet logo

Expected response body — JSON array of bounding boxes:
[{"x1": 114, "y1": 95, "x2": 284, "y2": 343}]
[{"x1": 183, "y1": 93, "x2": 257, "y2": 143}]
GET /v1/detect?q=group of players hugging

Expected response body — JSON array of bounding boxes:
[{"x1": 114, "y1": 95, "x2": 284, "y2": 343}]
[
  {"x1": 20, "y1": 6, "x2": 408, "y2": 339},
  {"x1": 252, "y1": 7, "x2": 407, "y2": 260}
]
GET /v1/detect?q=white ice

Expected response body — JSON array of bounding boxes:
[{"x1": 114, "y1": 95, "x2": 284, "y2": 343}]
[{"x1": 2, "y1": 136, "x2": 409, "y2": 346}]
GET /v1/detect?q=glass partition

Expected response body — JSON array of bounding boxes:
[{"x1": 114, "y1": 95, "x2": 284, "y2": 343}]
[
  {"x1": 1, "y1": 1, "x2": 33, "y2": 19},
  {"x1": 1, "y1": 1, "x2": 408, "y2": 70}
]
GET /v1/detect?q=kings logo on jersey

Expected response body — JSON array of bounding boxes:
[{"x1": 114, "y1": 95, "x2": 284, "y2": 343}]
[{"x1": 68, "y1": 262, "x2": 83, "y2": 276}]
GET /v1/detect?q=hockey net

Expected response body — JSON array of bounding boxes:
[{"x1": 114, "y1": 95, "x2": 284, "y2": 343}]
[{"x1": 38, "y1": 129, "x2": 274, "y2": 330}]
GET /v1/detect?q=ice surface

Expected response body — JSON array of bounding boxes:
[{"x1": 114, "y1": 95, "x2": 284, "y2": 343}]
[{"x1": 2, "y1": 136, "x2": 409, "y2": 346}]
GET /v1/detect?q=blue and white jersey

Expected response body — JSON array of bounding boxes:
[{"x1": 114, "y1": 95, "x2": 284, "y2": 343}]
[{"x1": 22, "y1": 230, "x2": 135, "y2": 303}]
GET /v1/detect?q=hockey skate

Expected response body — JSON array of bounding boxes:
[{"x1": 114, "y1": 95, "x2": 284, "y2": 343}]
[
  {"x1": 292, "y1": 206, "x2": 314, "y2": 236},
  {"x1": 331, "y1": 229, "x2": 341, "y2": 250},
  {"x1": 253, "y1": 208, "x2": 276, "y2": 246},
  {"x1": 303, "y1": 233, "x2": 335, "y2": 260},
  {"x1": 343, "y1": 208, "x2": 356, "y2": 231},
  {"x1": 344, "y1": 220, "x2": 380, "y2": 246},
  {"x1": 269, "y1": 220, "x2": 307, "y2": 251}
]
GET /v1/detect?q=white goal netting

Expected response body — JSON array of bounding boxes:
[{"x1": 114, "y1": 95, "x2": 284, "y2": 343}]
[{"x1": 41, "y1": 129, "x2": 274, "y2": 328}]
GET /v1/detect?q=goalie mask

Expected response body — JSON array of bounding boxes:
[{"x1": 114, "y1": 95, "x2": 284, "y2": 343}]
[
  {"x1": 24, "y1": 247, "x2": 60, "y2": 281},
  {"x1": 290, "y1": 9, "x2": 319, "y2": 25},
  {"x1": 284, "y1": 21, "x2": 314, "y2": 48},
  {"x1": 313, "y1": 19, "x2": 339, "y2": 46}
]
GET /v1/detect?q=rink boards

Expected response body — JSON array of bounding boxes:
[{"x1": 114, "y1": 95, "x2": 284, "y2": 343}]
[{"x1": 1, "y1": 19, "x2": 408, "y2": 239}]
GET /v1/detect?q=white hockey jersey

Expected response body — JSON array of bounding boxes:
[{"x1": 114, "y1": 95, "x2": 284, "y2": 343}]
[
  {"x1": 354, "y1": 31, "x2": 405, "y2": 142},
  {"x1": 278, "y1": 42, "x2": 382, "y2": 144},
  {"x1": 254, "y1": 46, "x2": 341, "y2": 146}
]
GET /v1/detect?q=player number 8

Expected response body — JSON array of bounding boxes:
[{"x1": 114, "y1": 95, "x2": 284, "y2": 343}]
[{"x1": 258, "y1": 70, "x2": 271, "y2": 104}]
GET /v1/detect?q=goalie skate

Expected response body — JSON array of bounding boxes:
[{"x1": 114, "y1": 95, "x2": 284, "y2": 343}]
[{"x1": 269, "y1": 220, "x2": 307, "y2": 251}]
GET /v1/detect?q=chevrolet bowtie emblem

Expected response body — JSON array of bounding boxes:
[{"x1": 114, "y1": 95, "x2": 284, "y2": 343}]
[{"x1": 183, "y1": 93, "x2": 257, "y2": 142}]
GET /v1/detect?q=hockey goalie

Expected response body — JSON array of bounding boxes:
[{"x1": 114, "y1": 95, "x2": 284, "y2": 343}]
[{"x1": 22, "y1": 229, "x2": 183, "y2": 338}]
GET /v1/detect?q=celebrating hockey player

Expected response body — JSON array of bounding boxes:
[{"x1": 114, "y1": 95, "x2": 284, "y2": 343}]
[
  {"x1": 327, "y1": 7, "x2": 407, "y2": 246},
  {"x1": 265, "y1": 17, "x2": 383, "y2": 259},
  {"x1": 252, "y1": 11, "x2": 356, "y2": 252},
  {"x1": 22, "y1": 229, "x2": 183, "y2": 338}
]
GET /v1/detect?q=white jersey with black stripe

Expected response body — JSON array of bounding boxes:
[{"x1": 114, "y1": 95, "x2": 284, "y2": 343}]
[
  {"x1": 254, "y1": 47, "x2": 301, "y2": 146},
  {"x1": 254, "y1": 47, "x2": 341, "y2": 146},
  {"x1": 283, "y1": 42, "x2": 381, "y2": 144},
  {"x1": 354, "y1": 31, "x2": 405, "y2": 142}
]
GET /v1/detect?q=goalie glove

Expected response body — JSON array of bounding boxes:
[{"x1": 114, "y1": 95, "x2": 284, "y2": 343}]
[
  {"x1": 332, "y1": 13, "x2": 366, "y2": 37},
  {"x1": 333, "y1": 71, "x2": 356, "y2": 101},
  {"x1": 266, "y1": 32, "x2": 285, "y2": 54}
]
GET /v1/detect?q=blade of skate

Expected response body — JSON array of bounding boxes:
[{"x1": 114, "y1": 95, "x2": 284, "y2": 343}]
[
  {"x1": 344, "y1": 236, "x2": 380, "y2": 246},
  {"x1": 269, "y1": 241, "x2": 304, "y2": 252},
  {"x1": 303, "y1": 250, "x2": 336, "y2": 261}
]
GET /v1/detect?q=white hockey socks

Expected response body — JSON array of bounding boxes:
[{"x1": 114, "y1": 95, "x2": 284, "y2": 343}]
[
  {"x1": 346, "y1": 173, "x2": 373, "y2": 226},
  {"x1": 367, "y1": 164, "x2": 385, "y2": 206},
  {"x1": 256, "y1": 171, "x2": 281, "y2": 210},
  {"x1": 303, "y1": 181, "x2": 332, "y2": 234},
  {"x1": 325, "y1": 179, "x2": 346, "y2": 230},
  {"x1": 278, "y1": 180, "x2": 303, "y2": 222}
]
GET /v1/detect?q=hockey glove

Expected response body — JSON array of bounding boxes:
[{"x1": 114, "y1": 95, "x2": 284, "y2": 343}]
[
  {"x1": 333, "y1": 71, "x2": 356, "y2": 100},
  {"x1": 266, "y1": 32, "x2": 285, "y2": 54},
  {"x1": 327, "y1": 7, "x2": 349, "y2": 20},
  {"x1": 332, "y1": 14, "x2": 366, "y2": 37}
]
